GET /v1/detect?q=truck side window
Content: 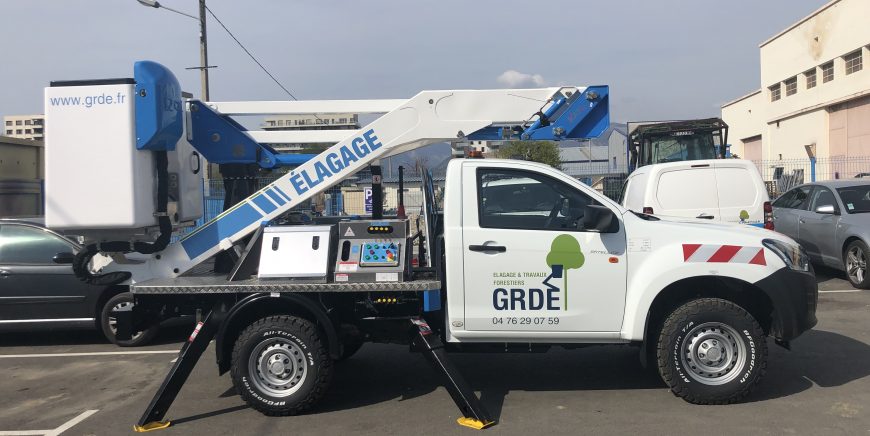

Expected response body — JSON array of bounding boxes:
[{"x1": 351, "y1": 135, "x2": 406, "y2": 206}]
[{"x1": 476, "y1": 168, "x2": 598, "y2": 231}]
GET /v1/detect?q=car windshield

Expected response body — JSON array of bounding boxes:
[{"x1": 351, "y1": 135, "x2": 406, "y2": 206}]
[{"x1": 836, "y1": 185, "x2": 870, "y2": 214}]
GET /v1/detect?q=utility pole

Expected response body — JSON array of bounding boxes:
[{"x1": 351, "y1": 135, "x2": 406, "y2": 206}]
[{"x1": 198, "y1": 0, "x2": 210, "y2": 101}]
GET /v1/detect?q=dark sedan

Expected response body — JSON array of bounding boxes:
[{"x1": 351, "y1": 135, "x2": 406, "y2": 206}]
[
  {"x1": 0, "y1": 218, "x2": 158, "y2": 345},
  {"x1": 771, "y1": 180, "x2": 870, "y2": 289}
]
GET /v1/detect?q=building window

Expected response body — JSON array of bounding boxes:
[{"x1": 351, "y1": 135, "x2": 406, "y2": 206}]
[
  {"x1": 845, "y1": 50, "x2": 862, "y2": 75},
  {"x1": 33, "y1": 119, "x2": 43, "y2": 125},
  {"x1": 4, "y1": 121, "x2": 10, "y2": 126},
  {"x1": 784, "y1": 77, "x2": 797, "y2": 96},
  {"x1": 25, "y1": 119, "x2": 32, "y2": 125},
  {"x1": 769, "y1": 84, "x2": 781, "y2": 102},
  {"x1": 25, "y1": 129, "x2": 32, "y2": 134},
  {"x1": 805, "y1": 69, "x2": 816, "y2": 89},
  {"x1": 15, "y1": 120, "x2": 22, "y2": 126},
  {"x1": 34, "y1": 128, "x2": 43, "y2": 134},
  {"x1": 16, "y1": 129, "x2": 22, "y2": 134},
  {"x1": 5, "y1": 129, "x2": 11, "y2": 134},
  {"x1": 821, "y1": 61, "x2": 834, "y2": 83}
]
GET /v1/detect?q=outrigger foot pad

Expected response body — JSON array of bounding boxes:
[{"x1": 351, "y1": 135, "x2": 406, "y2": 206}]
[
  {"x1": 133, "y1": 421, "x2": 171, "y2": 432},
  {"x1": 457, "y1": 417, "x2": 495, "y2": 430}
]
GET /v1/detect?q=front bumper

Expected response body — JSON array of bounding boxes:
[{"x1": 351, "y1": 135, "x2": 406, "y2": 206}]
[{"x1": 754, "y1": 267, "x2": 818, "y2": 342}]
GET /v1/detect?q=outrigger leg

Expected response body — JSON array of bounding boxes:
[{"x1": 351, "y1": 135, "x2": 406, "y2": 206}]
[
  {"x1": 130, "y1": 301, "x2": 227, "y2": 432},
  {"x1": 410, "y1": 318, "x2": 495, "y2": 430}
]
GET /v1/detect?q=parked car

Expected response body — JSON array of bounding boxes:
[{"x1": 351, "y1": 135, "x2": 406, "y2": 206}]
[
  {"x1": 771, "y1": 180, "x2": 870, "y2": 288},
  {"x1": 621, "y1": 159, "x2": 772, "y2": 227},
  {"x1": 0, "y1": 218, "x2": 158, "y2": 345}
]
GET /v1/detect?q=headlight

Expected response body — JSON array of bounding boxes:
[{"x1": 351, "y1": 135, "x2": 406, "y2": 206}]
[{"x1": 762, "y1": 238, "x2": 810, "y2": 272}]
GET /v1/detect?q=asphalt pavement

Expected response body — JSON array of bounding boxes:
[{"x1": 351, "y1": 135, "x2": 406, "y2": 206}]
[{"x1": 0, "y1": 268, "x2": 867, "y2": 435}]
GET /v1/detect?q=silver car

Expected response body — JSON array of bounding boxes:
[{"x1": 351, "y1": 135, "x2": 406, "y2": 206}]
[{"x1": 771, "y1": 180, "x2": 870, "y2": 289}]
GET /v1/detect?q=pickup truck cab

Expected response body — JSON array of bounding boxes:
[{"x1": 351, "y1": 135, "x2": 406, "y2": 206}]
[{"x1": 442, "y1": 158, "x2": 815, "y2": 401}]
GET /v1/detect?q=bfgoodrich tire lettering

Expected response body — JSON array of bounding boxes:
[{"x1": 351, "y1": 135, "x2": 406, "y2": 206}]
[
  {"x1": 657, "y1": 298, "x2": 768, "y2": 404},
  {"x1": 231, "y1": 315, "x2": 332, "y2": 416}
]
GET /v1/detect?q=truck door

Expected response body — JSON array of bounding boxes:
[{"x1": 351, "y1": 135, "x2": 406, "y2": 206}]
[{"x1": 461, "y1": 164, "x2": 627, "y2": 333}]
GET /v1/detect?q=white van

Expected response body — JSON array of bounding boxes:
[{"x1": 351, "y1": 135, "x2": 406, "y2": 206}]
[{"x1": 621, "y1": 159, "x2": 773, "y2": 228}]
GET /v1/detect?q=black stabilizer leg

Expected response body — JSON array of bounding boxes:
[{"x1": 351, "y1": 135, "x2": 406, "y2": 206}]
[
  {"x1": 410, "y1": 318, "x2": 495, "y2": 430},
  {"x1": 134, "y1": 300, "x2": 227, "y2": 432}
]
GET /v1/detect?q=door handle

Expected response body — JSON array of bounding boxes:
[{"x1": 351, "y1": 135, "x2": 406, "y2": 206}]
[
  {"x1": 799, "y1": 219, "x2": 805, "y2": 224},
  {"x1": 696, "y1": 214, "x2": 715, "y2": 220},
  {"x1": 0, "y1": 270, "x2": 10, "y2": 278},
  {"x1": 469, "y1": 244, "x2": 506, "y2": 253}
]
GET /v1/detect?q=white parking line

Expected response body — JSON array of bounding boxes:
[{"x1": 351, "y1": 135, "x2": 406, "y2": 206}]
[
  {"x1": 46, "y1": 410, "x2": 98, "y2": 436},
  {"x1": 0, "y1": 350, "x2": 178, "y2": 359},
  {"x1": 819, "y1": 289, "x2": 863, "y2": 293},
  {"x1": 0, "y1": 409, "x2": 98, "y2": 436}
]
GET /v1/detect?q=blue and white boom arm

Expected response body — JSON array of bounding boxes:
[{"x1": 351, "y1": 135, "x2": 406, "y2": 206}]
[{"x1": 115, "y1": 84, "x2": 609, "y2": 283}]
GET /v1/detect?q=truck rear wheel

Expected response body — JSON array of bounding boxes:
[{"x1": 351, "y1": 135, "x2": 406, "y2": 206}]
[
  {"x1": 231, "y1": 315, "x2": 332, "y2": 415},
  {"x1": 656, "y1": 298, "x2": 767, "y2": 404}
]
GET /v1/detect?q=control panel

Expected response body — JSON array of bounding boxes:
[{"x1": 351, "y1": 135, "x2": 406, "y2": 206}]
[
  {"x1": 335, "y1": 220, "x2": 409, "y2": 283},
  {"x1": 359, "y1": 241, "x2": 400, "y2": 266}
]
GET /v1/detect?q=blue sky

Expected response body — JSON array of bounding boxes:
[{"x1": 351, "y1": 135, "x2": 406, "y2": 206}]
[{"x1": 1, "y1": 0, "x2": 825, "y2": 123}]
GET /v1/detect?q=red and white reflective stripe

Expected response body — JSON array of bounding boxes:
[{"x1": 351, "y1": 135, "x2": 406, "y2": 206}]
[
  {"x1": 682, "y1": 244, "x2": 766, "y2": 266},
  {"x1": 188, "y1": 321, "x2": 204, "y2": 342}
]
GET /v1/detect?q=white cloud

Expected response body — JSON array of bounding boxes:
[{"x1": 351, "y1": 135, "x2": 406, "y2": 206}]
[{"x1": 496, "y1": 70, "x2": 547, "y2": 88}]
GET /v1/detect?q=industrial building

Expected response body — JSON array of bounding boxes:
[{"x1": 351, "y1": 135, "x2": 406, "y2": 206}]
[
  {"x1": 0, "y1": 135, "x2": 43, "y2": 216},
  {"x1": 261, "y1": 113, "x2": 360, "y2": 153},
  {"x1": 722, "y1": 0, "x2": 869, "y2": 165}
]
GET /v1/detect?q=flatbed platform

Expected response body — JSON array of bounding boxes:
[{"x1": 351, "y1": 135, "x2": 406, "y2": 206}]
[{"x1": 130, "y1": 275, "x2": 442, "y2": 294}]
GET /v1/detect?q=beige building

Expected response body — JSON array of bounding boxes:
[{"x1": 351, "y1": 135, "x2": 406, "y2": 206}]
[
  {"x1": 261, "y1": 113, "x2": 359, "y2": 152},
  {"x1": 3, "y1": 114, "x2": 45, "y2": 140},
  {"x1": 722, "y1": 0, "x2": 870, "y2": 164}
]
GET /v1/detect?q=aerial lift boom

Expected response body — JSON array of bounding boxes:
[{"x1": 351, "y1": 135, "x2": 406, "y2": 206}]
[{"x1": 77, "y1": 62, "x2": 609, "y2": 284}]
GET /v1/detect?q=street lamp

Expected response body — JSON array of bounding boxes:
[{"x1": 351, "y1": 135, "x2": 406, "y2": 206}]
[{"x1": 136, "y1": 0, "x2": 212, "y2": 101}]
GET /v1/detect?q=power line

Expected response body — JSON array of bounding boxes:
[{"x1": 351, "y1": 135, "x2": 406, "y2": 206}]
[{"x1": 204, "y1": 5, "x2": 301, "y2": 101}]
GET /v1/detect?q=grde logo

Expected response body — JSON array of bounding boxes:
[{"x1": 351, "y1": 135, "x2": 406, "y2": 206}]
[{"x1": 492, "y1": 234, "x2": 585, "y2": 312}]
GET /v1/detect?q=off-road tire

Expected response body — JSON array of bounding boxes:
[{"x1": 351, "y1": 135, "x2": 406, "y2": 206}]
[
  {"x1": 844, "y1": 240, "x2": 869, "y2": 289},
  {"x1": 657, "y1": 298, "x2": 767, "y2": 404},
  {"x1": 231, "y1": 315, "x2": 332, "y2": 416},
  {"x1": 100, "y1": 292, "x2": 159, "y2": 347}
]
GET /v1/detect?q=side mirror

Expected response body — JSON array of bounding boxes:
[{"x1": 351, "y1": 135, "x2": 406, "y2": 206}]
[
  {"x1": 582, "y1": 205, "x2": 619, "y2": 233},
  {"x1": 52, "y1": 252, "x2": 75, "y2": 264},
  {"x1": 814, "y1": 204, "x2": 836, "y2": 215}
]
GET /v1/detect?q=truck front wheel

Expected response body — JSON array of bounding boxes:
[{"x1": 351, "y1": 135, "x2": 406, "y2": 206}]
[
  {"x1": 231, "y1": 315, "x2": 333, "y2": 415},
  {"x1": 656, "y1": 298, "x2": 767, "y2": 404}
]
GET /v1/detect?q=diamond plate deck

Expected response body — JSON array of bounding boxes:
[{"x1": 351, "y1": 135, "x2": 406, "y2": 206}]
[{"x1": 131, "y1": 275, "x2": 441, "y2": 294}]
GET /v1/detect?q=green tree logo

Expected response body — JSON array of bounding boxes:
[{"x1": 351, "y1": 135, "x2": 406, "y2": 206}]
[
  {"x1": 545, "y1": 234, "x2": 585, "y2": 311},
  {"x1": 739, "y1": 210, "x2": 750, "y2": 223}
]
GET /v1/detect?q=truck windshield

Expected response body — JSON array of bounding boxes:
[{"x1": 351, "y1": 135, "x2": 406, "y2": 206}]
[
  {"x1": 837, "y1": 185, "x2": 870, "y2": 213},
  {"x1": 647, "y1": 132, "x2": 716, "y2": 164}
]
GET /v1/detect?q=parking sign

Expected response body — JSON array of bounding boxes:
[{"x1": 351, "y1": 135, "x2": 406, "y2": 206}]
[{"x1": 364, "y1": 187, "x2": 373, "y2": 214}]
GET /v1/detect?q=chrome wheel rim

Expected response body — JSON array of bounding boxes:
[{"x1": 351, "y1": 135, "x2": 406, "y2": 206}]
[
  {"x1": 108, "y1": 301, "x2": 143, "y2": 341},
  {"x1": 680, "y1": 322, "x2": 746, "y2": 385},
  {"x1": 248, "y1": 338, "x2": 307, "y2": 398},
  {"x1": 846, "y1": 246, "x2": 866, "y2": 284}
]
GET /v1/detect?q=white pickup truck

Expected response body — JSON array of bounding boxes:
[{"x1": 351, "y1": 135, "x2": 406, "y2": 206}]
[{"x1": 126, "y1": 157, "x2": 817, "y2": 429}]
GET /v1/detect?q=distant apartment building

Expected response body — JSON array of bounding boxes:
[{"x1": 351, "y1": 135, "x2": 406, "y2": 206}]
[
  {"x1": 261, "y1": 113, "x2": 360, "y2": 153},
  {"x1": 3, "y1": 114, "x2": 45, "y2": 140},
  {"x1": 722, "y1": 0, "x2": 870, "y2": 162}
]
